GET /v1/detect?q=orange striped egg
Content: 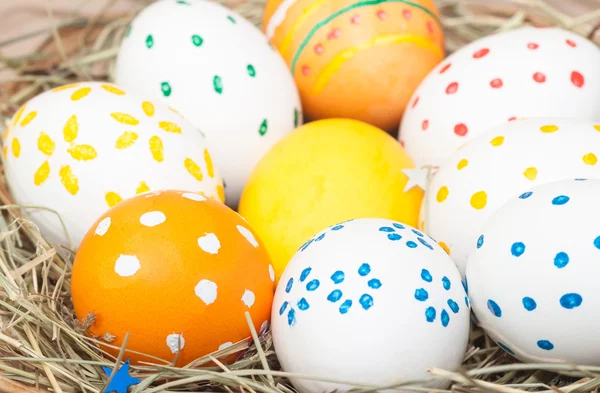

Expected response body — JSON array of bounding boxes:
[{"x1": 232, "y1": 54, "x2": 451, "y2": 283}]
[{"x1": 262, "y1": 0, "x2": 445, "y2": 132}]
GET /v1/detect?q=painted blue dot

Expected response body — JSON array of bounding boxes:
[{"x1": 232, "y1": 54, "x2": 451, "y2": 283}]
[
  {"x1": 442, "y1": 276, "x2": 451, "y2": 290},
  {"x1": 441, "y1": 309, "x2": 450, "y2": 327},
  {"x1": 306, "y1": 279, "x2": 320, "y2": 291},
  {"x1": 287, "y1": 308, "x2": 296, "y2": 326},
  {"x1": 279, "y1": 301, "x2": 288, "y2": 315},
  {"x1": 393, "y1": 223, "x2": 405, "y2": 229},
  {"x1": 465, "y1": 296, "x2": 470, "y2": 308},
  {"x1": 299, "y1": 267, "x2": 312, "y2": 282},
  {"x1": 285, "y1": 278, "x2": 294, "y2": 293},
  {"x1": 339, "y1": 299, "x2": 352, "y2": 314},
  {"x1": 594, "y1": 236, "x2": 600, "y2": 249},
  {"x1": 388, "y1": 233, "x2": 402, "y2": 241},
  {"x1": 560, "y1": 293, "x2": 583, "y2": 309},
  {"x1": 358, "y1": 263, "x2": 371, "y2": 276},
  {"x1": 414, "y1": 288, "x2": 429, "y2": 301},
  {"x1": 412, "y1": 229, "x2": 424, "y2": 237},
  {"x1": 379, "y1": 226, "x2": 395, "y2": 232},
  {"x1": 462, "y1": 277, "x2": 469, "y2": 294},
  {"x1": 331, "y1": 271, "x2": 345, "y2": 284},
  {"x1": 359, "y1": 294, "x2": 373, "y2": 310},
  {"x1": 522, "y1": 296, "x2": 537, "y2": 311},
  {"x1": 425, "y1": 306, "x2": 436, "y2": 322},
  {"x1": 519, "y1": 191, "x2": 533, "y2": 199},
  {"x1": 406, "y1": 241, "x2": 417, "y2": 248},
  {"x1": 421, "y1": 269, "x2": 432, "y2": 282},
  {"x1": 327, "y1": 289, "x2": 342, "y2": 303},
  {"x1": 552, "y1": 195, "x2": 570, "y2": 205},
  {"x1": 554, "y1": 252, "x2": 569, "y2": 268},
  {"x1": 511, "y1": 242, "x2": 526, "y2": 257},
  {"x1": 447, "y1": 299, "x2": 459, "y2": 313},
  {"x1": 297, "y1": 298, "x2": 310, "y2": 311},
  {"x1": 487, "y1": 299, "x2": 502, "y2": 317},
  {"x1": 368, "y1": 278, "x2": 382, "y2": 289},
  {"x1": 315, "y1": 233, "x2": 326, "y2": 241},
  {"x1": 575, "y1": 178, "x2": 587, "y2": 181},
  {"x1": 331, "y1": 225, "x2": 344, "y2": 230},
  {"x1": 477, "y1": 235, "x2": 484, "y2": 249},
  {"x1": 497, "y1": 342, "x2": 515, "y2": 356},
  {"x1": 537, "y1": 340, "x2": 554, "y2": 351},
  {"x1": 299, "y1": 238, "x2": 313, "y2": 251},
  {"x1": 417, "y1": 237, "x2": 433, "y2": 250}
]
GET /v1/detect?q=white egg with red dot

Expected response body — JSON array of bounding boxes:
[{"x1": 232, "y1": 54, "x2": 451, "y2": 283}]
[{"x1": 399, "y1": 26, "x2": 600, "y2": 168}]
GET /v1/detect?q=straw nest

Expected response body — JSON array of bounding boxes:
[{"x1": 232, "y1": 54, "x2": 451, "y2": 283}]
[{"x1": 1, "y1": 1, "x2": 600, "y2": 392}]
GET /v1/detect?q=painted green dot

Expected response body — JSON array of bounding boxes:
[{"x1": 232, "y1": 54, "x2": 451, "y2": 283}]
[
  {"x1": 176, "y1": 0, "x2": 191, "y2": 4},
  {"x1": 259, "y1": 119, "x2": 268, "y2": 136},
  {"x1": 227, "y1": 16, "x2": 236, "y2": 23},
  {"x1": 146, "y1": 34, "x2": 154, "y2": 49},
  {"x1": 294, "y1": 108, "x2": 299, "y2": 127},
  {"x1": 192, "y1": 35, "x2": 203, "y2": 47},
  {"x1": 126, "y1": 25, "x2": 132, "y2": 37},
  {"x1": 247, "y1": 65, "x2": 256, "y2": 77},
  {"x1": 213, "y1": 76, "x2": 223, "y2": 94},
  {"x1": 161, "y1": 82, "x2": 172, "y2": 97}
]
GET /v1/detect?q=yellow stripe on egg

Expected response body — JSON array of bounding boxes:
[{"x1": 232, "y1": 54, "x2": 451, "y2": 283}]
[
  {"x1": 34, "y1": 161, "x2": 51, "y2": 186},
  {"x1": 12, "y1": 104, "x2": 26, "y2": 127},
  {"x1": 68, "y1": 144, "x2": 98, "y2": 161},
  {"x1": 142, "y1": 101, "x2": 155, "y2": 117},
  {"x1": 204, "y1": 149, "x2": 214, "y2": 178},
  {"x1": 280, "y1": 0, "x2": 329, "y2": 55},
  {"x1": 64, "y1": 115, "x2": 78, "y2": 142},
  {"x1": 102, "y1": 85, "x2": 126, "y2": 95},
  {"x1": 115, "y1": 131, "x2": 139, "y2": 149},
  {"x1": 184, "y1": 158, "x2": 204, "y2": 181},
  {"x1": 158, "y1": 121, "x2": 182, "y2": 133},
  {"x1": 149, "y1": 135, "x2": 164, "y2": 162},
  {"x1": 20, "y1": 111, "x2": 37, "y2": 127},
  {"x1": 11, "y1": 138, "x2": 20, "y2": 158},
  {"x1": 59, "y1": 165, "x2": 79, "y2": 195},
  {"x1": 111, "y1": 113, "x2": 140, "y2": 126},
  {"x1": 38, "y1": 132, "x2": 56, "y2": 156},
  {"x1": 71, "y1": 87, "x2": 92, "y2": 101}
]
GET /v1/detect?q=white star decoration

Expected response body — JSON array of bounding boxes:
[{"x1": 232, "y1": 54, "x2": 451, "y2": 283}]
[{"x1": 401, "y1": 166, "x2": 438, "y2": 192}]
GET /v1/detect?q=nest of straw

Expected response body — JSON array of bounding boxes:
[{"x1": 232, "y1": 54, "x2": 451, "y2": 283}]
[{"x1": 1, "y1": 0, "x2": 600, "y2": 392}]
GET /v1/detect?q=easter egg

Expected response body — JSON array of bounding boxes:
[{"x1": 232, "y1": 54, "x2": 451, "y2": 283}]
[
  {"x1": 3, "y1": 81, "x2": 223, "y2": 249},
  {"x1": 399, "y1": 27, "x2": 600, "y2": 167},
  {"x1": 114, "y1": 0, "x2": 301, "y2": 208},
  {"x1": 71, "y1": 190, "x2": 274, "y2": 365},
  {"x1": 271, "y1": 218, "x2": 470, "y2": 392},
  {"x1": 262, "y1": 0, "x2": 444, "y2": 132},
  {"x1": 466, "y1": 179, "x2": 600, "y2": 364},
  {"x1": 423, "y1": 118, "x2": 600, "y2": 276},
  {"x1": 238, "y1": 118, "x2": 423, "y2": 283}
]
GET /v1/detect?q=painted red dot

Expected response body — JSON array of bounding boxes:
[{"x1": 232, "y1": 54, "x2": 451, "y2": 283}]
[
  {"x1": 403, "y1": 9, "x2": 412, "y2": 20},
  {"x1": 314, "y1": 43, "x2": 324, "y2": 54},
  {"x1": 422, "y1": 120, "x2": 429, "y2": 131},
  {"x1": 571, "y1": 71, "x2": 585, "y2": 88},
  {"x1": 376, "y1": 9, "x2": 387, "y2": 19},
  {"x1": 445, "y1": 82, "x2": 459, "y2": 95},
  {"x1": 327, "y1": 28, "x2": 341, "y2": 40},
  {"x1": 527, "y1": 42, "x2": 539, "y2": 50},
  {"x1": 566, "y1": 39, "x2": 577, "y2": 48},
  {"x1": 400, "y1": 140, "x2": 405, "y2": 147},
  {"x1": 426, "y1": 21, "x2": 434, "y2": 33},
  {"x1": 533, "y1": 72, "x2": 546, "y2": 83},
  {"x1": 508, "y1": 116, "x2": 517, "y2": 121},
  {"x1": 301, "y1": 65, "x2": 310, "y2": 76},
  {"x1": 473, "y1": 48, "x2": 490, "y2": 59},
  {"x1": 412, "y1": 96, "x2": 419, "y2": 109},
  {"x1": 439, "y1": 63, "x2": 451, "y2": 74},
  {"x1": 350, "y1": 14, "x2": 360, "y2": 24},
  {"x1": 454, "y1": 123, "x2": 468, "y2": 136},
  {"x1": 490, "y1": 78, "x2": 503, "y2": 88}
]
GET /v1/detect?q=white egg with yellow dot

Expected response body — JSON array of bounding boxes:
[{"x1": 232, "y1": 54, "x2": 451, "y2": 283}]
[
  {"x1": 423, "y1": 118, "x2": 600, "y2": 275},
  {"x1": 466, "y1": 178, "x2": 600, "y2": 364},
  {"x1": 114, "y1": 0, "x2": 302, "y2": 208},
  {"x1": 3, "y1": 81, "x2": 223, "y2": 249}
]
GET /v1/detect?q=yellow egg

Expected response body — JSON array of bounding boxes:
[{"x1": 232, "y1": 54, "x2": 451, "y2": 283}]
[{"x1": 238, "y1": 118, "x2": 423, "y2": 283}]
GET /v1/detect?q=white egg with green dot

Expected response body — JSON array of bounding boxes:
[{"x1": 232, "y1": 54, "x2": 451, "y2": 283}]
[
  {"x1": 114, "y1": 0, "x2": 302, "y2": 208},
  {"x1": 271, "y1": 218, "x2": 469, "y2": 393},
  {"x1": 466, "y1": 178, "x2": 600, "y2": 364}
]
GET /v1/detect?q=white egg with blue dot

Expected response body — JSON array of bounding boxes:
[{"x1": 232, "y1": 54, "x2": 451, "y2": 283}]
[
  {"x1": 466, "y1": 178, "x2": 600, "y2": 364},
  {"x1": 271, "y1": 218, "x2": 470, "y2": 393}
]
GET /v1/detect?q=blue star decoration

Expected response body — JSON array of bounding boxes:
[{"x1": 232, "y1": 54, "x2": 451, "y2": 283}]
[{"x1": 102, "y1": 359, "x2": 141, "y2": 393}]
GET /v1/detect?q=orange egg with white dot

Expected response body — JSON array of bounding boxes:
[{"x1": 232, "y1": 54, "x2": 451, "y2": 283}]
[
  {"x1": 262, "y1": 0, "x2": 444, "y2": 132},
  {"x1": 3, "y1": 81, "x2": 223, "y2": 249},
  {"x1": 71, "y1": 190, "x2": 274, "y2": 365}
]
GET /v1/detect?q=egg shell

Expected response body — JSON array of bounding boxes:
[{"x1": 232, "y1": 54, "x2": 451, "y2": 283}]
[
  {"x1": 423, "y1": 118, "x2": 600, "y2": 276},
  {"x1": 114, "y1": 0, "x2": 301, "y2": 208},
  {"x1": 399, "y1": 26, "x2": 600, "y2": 167},
  {"x1": 271, "y1": 218, "x2": 469, "y2": 393},
  {"x1": 71, "y1": 190, "x2": 274, "y2": 365},
  {"x1": 262, "y1": 0, "x2": 444, "y2": 132},
  {"x1": 238, "y1": 118, "x2": 423, "y2": 283},
  {"x1": 3, "y1": 81, "x2": 223, "y2": 249},
  {"x1": 466, "y1": 179, "x2": 600, "y2": 364}
]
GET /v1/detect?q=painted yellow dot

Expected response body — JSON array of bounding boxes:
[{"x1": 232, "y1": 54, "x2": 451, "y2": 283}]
[
  {"x1": 115, "y1": 131, "x2": 138, "y2": 149},
  {"x1": 436, "y1": 186, "x2": 449, "y2": 203},
  {"x1": 523, "y1": 167, "x2": 538, "y2": 181},
  {"x1": 419, "y1": 220, "x2": 425, "y2": 231},
  {"x1": 470, "y1": 191, "x2": 487, "y2": 210},
  {"x1": 11, "y1": 138, "x2": 20, "y2": 158},
  {"x1": 64, "y1": 115, "x2": 78, "y2": 142},
  {"x1": 52, "y1": 83, "x2": 80, "y2": 92},
  {"x1": 67, "y1": 144, "x2": 97, "y2": 161},
  {"x1": 490, "y1": 136, "x2": 504, "y2": 146},
  {"x1": 540, "y1": 124, "x2": 558, "y2": 133},
  {"x1": 20, "y1": 111, "x2": 37, "y2": 127},
  {"x1": 594, "y1": 125, "x2": 600, "y2": 132},
  {"x1": 2, "y1": 126, "x2": 10, "y2": 140},
  {"x1": 12, "y1": 104, "x2": 26, "y2": 126},
  {"x1": 438, "y1": 241, "x2": 450, "y2": 255},
  {"x1": 136, "y1": 181, "x2": 150, "y2": 194},
  {"x1": 158, "y1": 121, "x2": 182, "y2": 133},
  {"x1": 38, "y1": 132, "x2": 55, "y2": 156},
  {"x1": 457, "y1": 159, "x2": 468, "y2": 170},
  {"x1": 583, "y1": 152, "x2": 598, "y2": 166},
  {"x1": 71, "y1": 87, "x2": 91, "y2": 101},
  {"x1": 2, "y1": 146, "x2": 7, "y2": 157},
  {"x1": 149, "y1": 135, "x2": 164, "y2": 162},
  {"x1": 217, "y1": 184, "x2": 225, "y2": 202},
  {"x1": 101, "y1": 85, "x2": 125, "y2": 95},
  {"x1": 142, "y1": 101, "x2": 155, "y2": 117},
  {"x1": 59, "y1": 165, "x2": 79, "y2": 195},
  {"x1": 111, "y1": 113, "x2": 139, "y2": 126},
  {"x1": 105, "y1": 192, "x2": 123, "y2": 207},
  {"x1": 34, "y1": 161, "x2": 51, "y2": 186},
  {"x1": 204, "y1": 149, "x2": 214, "y2": 178},
  {"x1": 184, "y1": 158, "x2": 204, "y2": 181}
]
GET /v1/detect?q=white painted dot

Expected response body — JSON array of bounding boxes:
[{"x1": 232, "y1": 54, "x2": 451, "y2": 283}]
[
  {"x1": 195, "y1": 279, "x2": 218, "y2": 305},
  {"x1": 114, "y1": 255, "x2": 140, "y2": 277},
  {"x1": 95, "y1": 217, "x2": 111, "y2": 236},
  {"x1": 241, "y1": 289, "x2": 255, "y2": 308},
  {"x1": 259, "y1": 320, "x2": 269, "y2": 334},
  {"x1": 182, "y1": 192, "x2": 206, "y2": 201},
  {"x1": 268, "y1": 264, "x2": 275, "y2": 282},
  {"x1": 140, "y1": 211, "x2": 166, "y2": 227},
  {"x1": 166, "y1": 333, "x2": 186, "y2": 354},
  {"x1": 197, "y1": 233, "x2": 221, "y2": 254},
  {"x1": 237, "y1": 225, "x2": 258, "y2": 248},
  {"x1": 219, "y1": 342, "x2": 233, "y2": 350}
]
